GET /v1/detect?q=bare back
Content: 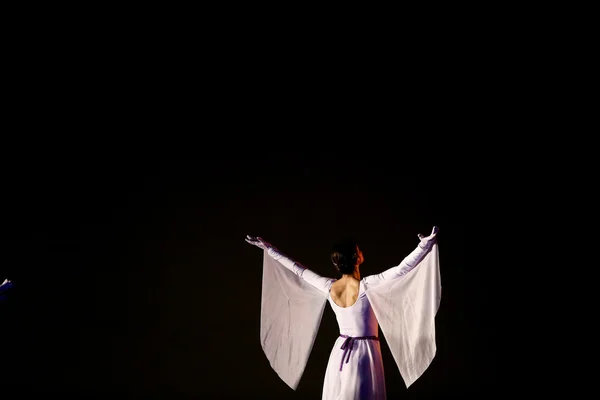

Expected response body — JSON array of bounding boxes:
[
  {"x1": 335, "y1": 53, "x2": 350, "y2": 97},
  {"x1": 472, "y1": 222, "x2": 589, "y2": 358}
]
[{"x1": 329, "y1": 277, "x2": 360, "y2": 308}]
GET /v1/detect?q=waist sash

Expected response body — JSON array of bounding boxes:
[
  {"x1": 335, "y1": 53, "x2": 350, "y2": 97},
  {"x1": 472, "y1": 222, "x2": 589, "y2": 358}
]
[{"x1": 338, "y1": 334, "x2": 379, "y2": 371}]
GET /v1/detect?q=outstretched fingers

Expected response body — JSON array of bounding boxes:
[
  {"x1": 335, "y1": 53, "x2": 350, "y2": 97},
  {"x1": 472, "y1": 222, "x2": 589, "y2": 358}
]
[
  {"x1": 417, "y1": 226, "x2": 439, "y2": 241},
  {"x1": 245, "y1": 235, "x2": 267, "y2": 249}
]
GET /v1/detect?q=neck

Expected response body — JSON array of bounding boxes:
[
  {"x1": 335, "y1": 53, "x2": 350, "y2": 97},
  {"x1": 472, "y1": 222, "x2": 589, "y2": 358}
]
[{"x1": 342, "y1": 268, "x2": 360, "y2": 280}]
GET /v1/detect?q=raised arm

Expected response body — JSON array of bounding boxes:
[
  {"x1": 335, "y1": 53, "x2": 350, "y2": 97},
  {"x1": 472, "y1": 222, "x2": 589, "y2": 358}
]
[
  {"x1": 364, "y1": 226, "x2": 438, "y2": 289},
  {"x1": 245, "y1": 235, "x2": 333, "y2": 294}
]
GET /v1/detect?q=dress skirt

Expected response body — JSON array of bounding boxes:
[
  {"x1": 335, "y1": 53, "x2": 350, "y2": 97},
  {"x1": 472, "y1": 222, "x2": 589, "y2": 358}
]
[{"x1": 322, "y1": 336, "x2": 386, "y2": 400}]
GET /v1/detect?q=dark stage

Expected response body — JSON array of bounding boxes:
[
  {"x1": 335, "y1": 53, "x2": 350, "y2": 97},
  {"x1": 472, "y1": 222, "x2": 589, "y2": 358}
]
[{"x1": 0, "y1": 153, "x2": 491, "y2": 398}]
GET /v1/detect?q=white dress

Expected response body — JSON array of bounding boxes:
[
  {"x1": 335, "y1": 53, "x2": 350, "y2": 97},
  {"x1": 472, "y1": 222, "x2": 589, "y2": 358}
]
[
  {"x1": 259, "y1": 242, "x2": 441, "y2": 400},
  {"x1": 322, "y1": 281, "x2": 386, "y2": 400}
]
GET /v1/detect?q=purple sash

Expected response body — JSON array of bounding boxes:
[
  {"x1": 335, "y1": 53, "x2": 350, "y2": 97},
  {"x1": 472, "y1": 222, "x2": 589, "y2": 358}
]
[{"x1": 339, "y1": 334, "x2": 379, "y2": 371}]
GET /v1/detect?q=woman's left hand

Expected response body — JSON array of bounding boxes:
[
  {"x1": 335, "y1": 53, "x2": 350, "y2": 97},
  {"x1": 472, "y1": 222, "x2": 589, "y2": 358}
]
[{"x1": 418, "y1": 226, "x2": 439, "y2": 247}]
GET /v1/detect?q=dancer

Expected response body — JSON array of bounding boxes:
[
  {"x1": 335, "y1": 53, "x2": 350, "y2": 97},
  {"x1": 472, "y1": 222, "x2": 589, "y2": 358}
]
[{"x1": 245, "y1": 226, "x2": 441, "y2": 400}]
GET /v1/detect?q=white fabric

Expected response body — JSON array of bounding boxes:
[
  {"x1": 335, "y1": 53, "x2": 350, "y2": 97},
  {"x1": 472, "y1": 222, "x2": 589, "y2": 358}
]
[
  {"x1": 260, "y1": 250, "x2": 329, "y2": 390},
  {"x1": 322, "y1": 284, "x2": 386, "y2": 399},
  {"x1": 366, "y1": 243, "x2": 441, "y2": 388},
  {"x1": 259, "y1": 243, "x2": 441, "y2": 397}
]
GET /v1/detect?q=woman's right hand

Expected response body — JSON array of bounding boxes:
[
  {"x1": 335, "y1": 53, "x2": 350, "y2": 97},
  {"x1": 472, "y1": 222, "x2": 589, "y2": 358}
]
[{"x1": 245, "y1": 235, "x2": 273, "y2": 251}]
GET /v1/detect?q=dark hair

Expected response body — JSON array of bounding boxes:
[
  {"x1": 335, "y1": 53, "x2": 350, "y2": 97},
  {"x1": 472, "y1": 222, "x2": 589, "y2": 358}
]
[{"x1": 330, "y1": 240, "x2": 360, "y2": 275}]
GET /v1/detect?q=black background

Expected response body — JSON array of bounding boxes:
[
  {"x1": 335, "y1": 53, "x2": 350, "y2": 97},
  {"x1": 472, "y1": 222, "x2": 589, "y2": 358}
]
[{"x1": 0, "y1": 147, "x2": 494, "y2": 398}]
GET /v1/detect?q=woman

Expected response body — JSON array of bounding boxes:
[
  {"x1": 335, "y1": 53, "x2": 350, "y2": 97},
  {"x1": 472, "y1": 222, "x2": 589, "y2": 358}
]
[{"x1": 245, "y1": 226, "x2": 440, "y2": 399}]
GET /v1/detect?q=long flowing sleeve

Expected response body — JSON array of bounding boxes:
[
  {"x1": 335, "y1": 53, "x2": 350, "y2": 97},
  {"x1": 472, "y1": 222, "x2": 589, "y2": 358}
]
[
  {"x1": 363, "y1": 242, "x2": 433, "y2": 289},
  {"x1": 267, "y1": 247, "x2": 334, "y2": 293},
  {"x1": 365, "y1": 243, "x2": 441, "y2": 388},
  {"x1": 260, "y1": 248, "x2": 332, "y2": 390}
]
